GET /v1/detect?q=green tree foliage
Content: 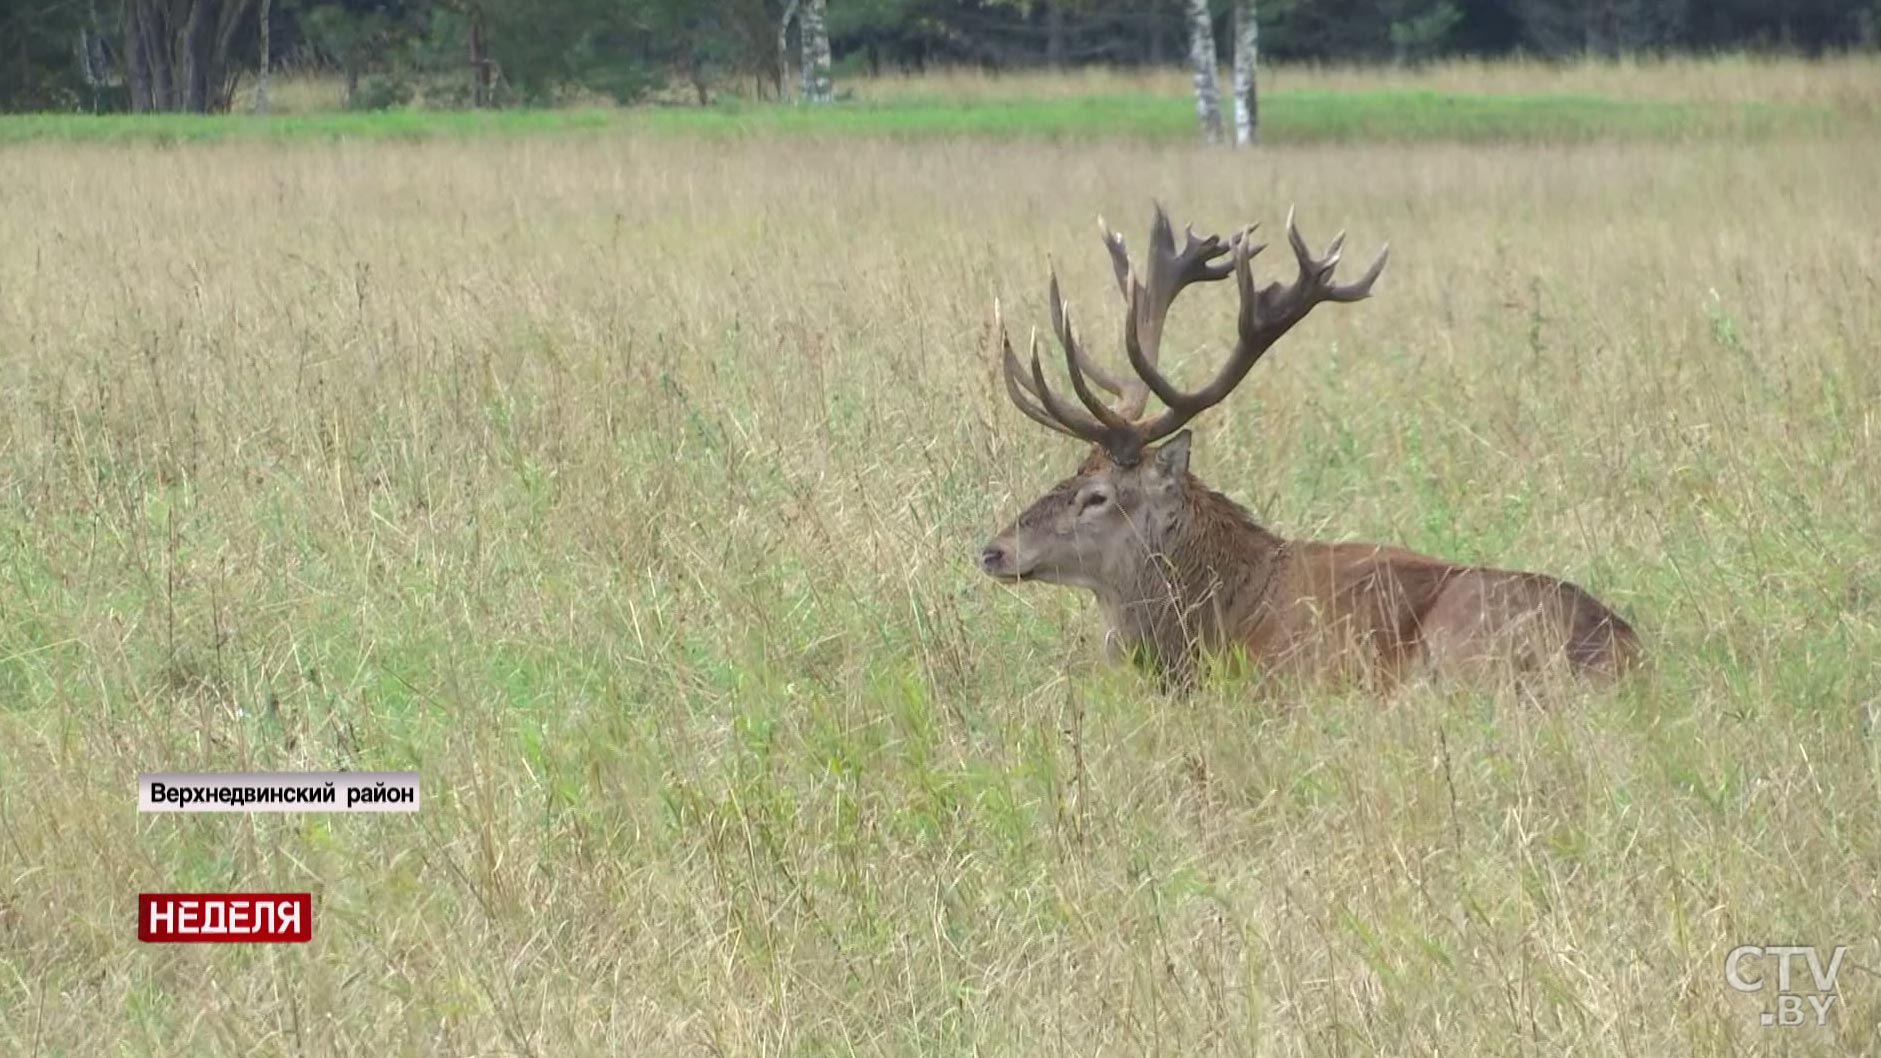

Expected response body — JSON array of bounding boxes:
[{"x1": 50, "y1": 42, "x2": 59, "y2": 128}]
[
  {"x1": 429, "y1": 0, "x2": 776, "y2": 105},
  {"x1": 1, "y1": 1, "x2": 111, "y2": 110},
  {"x1": 301, "y1": 4, "x2": 415, "y2": 106},
  {"x1": 3, "y1": 0, "x2": 1880, "y2": 112}
]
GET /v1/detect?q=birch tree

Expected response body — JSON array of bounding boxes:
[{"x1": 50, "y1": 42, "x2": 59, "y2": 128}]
[
  {"x1": 801, "y1": 0, "x2": 833, "y2": 104},
  {"x1": 1232, "y1": 0, "x2": 1258, "y2": 145},
  {"x1": 1185, "y1": 0, "x2": 1222, "y2": 144},
  {"x1": 777, "y1": 0, "x2": 800, "y2": 99}
]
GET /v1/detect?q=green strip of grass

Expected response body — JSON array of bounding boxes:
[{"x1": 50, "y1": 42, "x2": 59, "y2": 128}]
[
  {"x1": 0, "y1": 89, "x2": 1834, "y2": 146},
  {"x1": 0, "y1": 106, "x2": 616, "y2": 144}
]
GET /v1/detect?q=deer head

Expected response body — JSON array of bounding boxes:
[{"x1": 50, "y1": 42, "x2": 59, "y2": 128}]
[{"x1": 978, "y1": 204, "x2": 1388, "y2": 593}]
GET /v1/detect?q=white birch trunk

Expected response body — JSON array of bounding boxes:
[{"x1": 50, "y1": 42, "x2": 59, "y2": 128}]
[
  {"x1": 777, "y1": 0, "x2": 799, "y2": 101},
  {"x1": 801, "y1": 0, "x2": 833, "y2": 105},
  {"x1": 1186, "y1": 0, "x2": 1223, "y2": 145},
  {"x1": 1232, "y1": 0, "x2": 1259, "y2": 146}
]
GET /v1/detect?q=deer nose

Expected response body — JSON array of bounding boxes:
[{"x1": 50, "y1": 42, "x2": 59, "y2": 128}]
[{"x1": 979, "y1": 544, "x2": 1007, "y2": 574}]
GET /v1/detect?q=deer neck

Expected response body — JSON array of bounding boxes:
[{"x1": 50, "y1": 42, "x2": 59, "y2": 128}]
[{"x1": 1098, "y1": 478, "x2": 1287, "y2": 669}]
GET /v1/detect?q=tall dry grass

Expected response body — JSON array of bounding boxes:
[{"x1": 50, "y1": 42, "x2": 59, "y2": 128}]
[
  {"x1": 230, "y1": 67, "x2": 353, "y2": 114},
  {"x1": 856, "y1": 51, "x2": 1881, "y2": 110},
  {"x1": 231, "y1": 52, "x2": 1881, "y2": 114},
  {"x1": 0, "y1": 88, "x2": 1879, "y2": 1055}
]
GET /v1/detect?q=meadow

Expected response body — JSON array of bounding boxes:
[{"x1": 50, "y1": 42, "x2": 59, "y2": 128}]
[{"x1": 1, "y1": 57, "x2": 1879, "y2": 1056}]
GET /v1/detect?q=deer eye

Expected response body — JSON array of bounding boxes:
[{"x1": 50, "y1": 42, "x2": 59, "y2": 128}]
[{"x1": 1079, "y1": 490, "x2": 1111, "y2": 513}]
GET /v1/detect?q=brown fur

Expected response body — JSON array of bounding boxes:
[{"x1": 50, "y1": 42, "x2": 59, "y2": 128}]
[{"x1": 982, "y1": 442, "x2": 1639, "y2": 689}]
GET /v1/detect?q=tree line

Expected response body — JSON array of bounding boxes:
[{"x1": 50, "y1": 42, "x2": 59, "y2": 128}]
[{"x1": 3, "y1": 0, "x2": 1877, "y2": 114}]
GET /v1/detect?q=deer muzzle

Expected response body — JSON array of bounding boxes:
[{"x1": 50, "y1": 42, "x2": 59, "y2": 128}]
[{"x1": 978, "y1": 539, "x2": 1032, "y2": 581}]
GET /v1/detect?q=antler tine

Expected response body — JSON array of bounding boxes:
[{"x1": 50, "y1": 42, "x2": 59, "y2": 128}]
[
  {"x1": 1126, "y1": 226, "x2": 1268, "y2": 440},
  {"x1": 1048, "y1": 265, "x2": 1127, "y2": 398},
  {"x1": 1112, "y1": 203, "x2": 1239, "y2": 420},
  {"x1": 996, "y1": 303, "x2": 1092, "y2": 441},
  {"x1": 1097, "y1": 216, "x2": 1132, "y2": 301},
  {"x1": 1025, "y1": 329, "x2": 1118, "y2": 443},
  {"x1": 1259, "y1": 208, "x2": 1389, "y2": 322},
  {"x1": 1320, "y1": 242, "x2": 1389, "y2": 304},
  {"x1": 1099, "y1": 216, "x2": 1152, "y2": 419},
  {"x1": 1047, "y1": 272, "x2": 1134, "y2": 432},
  {"x1": 994, "y1": 298, "x2": 1121, "y2": 444},
  {"x1": 1131, "y1": 208, "x2": 1387, "y2": 446}
]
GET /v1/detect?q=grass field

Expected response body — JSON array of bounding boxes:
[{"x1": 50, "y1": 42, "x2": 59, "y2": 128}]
[
  {"x1": 0, "y1": 89, "x2": 1840, "y2": 146},
  {"x1": 2, "y1": 59, "x2": 1880, "y2": 1056},
  {"x1": 6, "y1": 54, "x2": 1878, "y2": 146}
]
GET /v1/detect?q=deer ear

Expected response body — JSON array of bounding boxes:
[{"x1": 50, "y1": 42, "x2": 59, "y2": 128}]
[{"x1": 1152, "y1": 431, "x2": 1192, "y2": 478}]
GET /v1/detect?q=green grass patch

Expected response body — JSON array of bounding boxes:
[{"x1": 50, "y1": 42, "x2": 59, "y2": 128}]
[
  {"x1": 0, "y1": 106, "x2": 616, "y2": 145},
  {"x1": 0, "y1": 89, "x2": 1836, "y2": 146}
]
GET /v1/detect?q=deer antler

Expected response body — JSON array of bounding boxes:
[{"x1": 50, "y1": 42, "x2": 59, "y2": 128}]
[
  {"x1": 1100, "y1": 206, "x2": 1238, "y2": 419},
  {"x1": 995, "y1": 203, "x2": 1388, "y2": 464}
]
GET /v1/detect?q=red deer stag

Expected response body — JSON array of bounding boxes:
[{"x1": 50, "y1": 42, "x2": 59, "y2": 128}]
[{"x1": 979, "y1": 205, "x2": 1638, "y2": 688}]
